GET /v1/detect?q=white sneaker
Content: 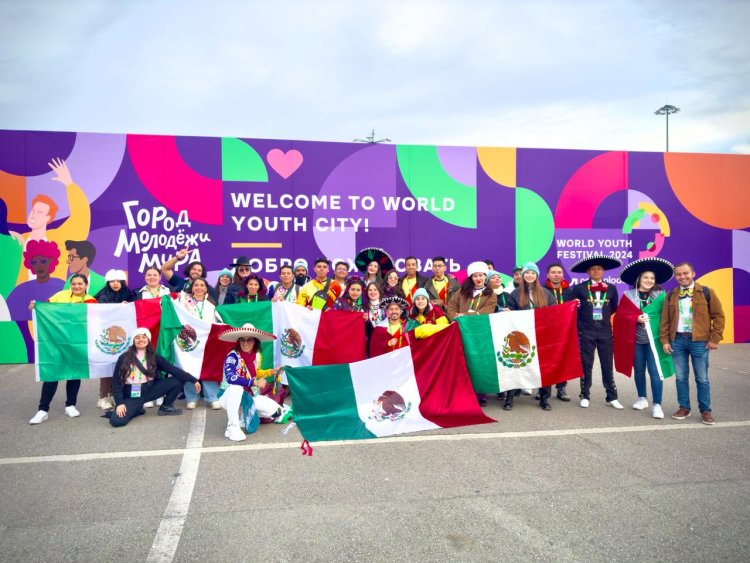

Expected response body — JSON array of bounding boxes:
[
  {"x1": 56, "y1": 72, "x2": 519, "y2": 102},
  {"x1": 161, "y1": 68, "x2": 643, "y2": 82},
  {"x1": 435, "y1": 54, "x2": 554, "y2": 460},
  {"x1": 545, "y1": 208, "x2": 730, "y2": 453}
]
[
  {"x1": 210, "y1": 401, "x2": 222, "y2": 410},
  {"x1": 64, "y1": 405, "x2": 80, "y2": 418},
  {"x1": 156, "y1": 397, "x2": 164, "y2": 407},
  {"x1": 607, "y1": 400, "x2": 624, "y2": 410},
  {"x1": 29, "y1": 410, "x2": 48, "y2": 424},
  {"x1": 96, "y1": 397, "x2": 110, "y2": 410},
  {"x1": 632, "y1": 397, "x2": 649, "y2": 410},
  {"x1": 580, "y1": 398, "x2": 590, "y2": 408},
  {"x1": 185, "y1": 401, "x2": 197, "y2": 410},
  {"x1": 143, "y1": 401, "x2": 155, "y2": 408},
  {"x1": 225, "y1": 423, "x2": 246, "y2": 442},
  {"x1": 652, "y1": 404, "x2": 664, "y2": 419}
]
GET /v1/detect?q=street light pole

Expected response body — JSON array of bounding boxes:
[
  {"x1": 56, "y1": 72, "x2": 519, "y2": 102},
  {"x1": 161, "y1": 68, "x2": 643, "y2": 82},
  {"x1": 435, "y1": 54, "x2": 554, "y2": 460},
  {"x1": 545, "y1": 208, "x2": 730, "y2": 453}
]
[{"x1": 654, "y1": 105, "x2": 680, "y2": 152}]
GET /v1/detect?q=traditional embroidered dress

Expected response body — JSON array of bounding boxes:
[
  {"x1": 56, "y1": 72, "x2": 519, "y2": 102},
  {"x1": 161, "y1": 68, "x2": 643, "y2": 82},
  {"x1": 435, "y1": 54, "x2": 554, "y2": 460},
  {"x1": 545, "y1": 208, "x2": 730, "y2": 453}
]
[{"x1": 219, "y1": 349, "x2": 286, "y2": 426}]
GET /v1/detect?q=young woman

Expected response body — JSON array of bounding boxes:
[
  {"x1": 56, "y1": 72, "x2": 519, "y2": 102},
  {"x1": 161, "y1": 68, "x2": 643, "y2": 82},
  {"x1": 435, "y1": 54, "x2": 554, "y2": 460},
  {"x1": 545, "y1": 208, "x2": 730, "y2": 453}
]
[
  {"x1": 364, "y1": 282, "x2": 386, "y2": 325},
  {"x1": 618, "y1": 258, "x2": 673, "y2": 419},
  {"x1": 363, "y1": 261, "x2": 384, "y2": 286},
  {"x1": 177, "y1": 278, "x2": 221, "y2": 409},
  {"x1": 214, "y1": 268, "x2": 238, "y2": 306},
  {"x1": 108, "y1": 328, "x2": 201, "y2": 427},
  {"x1": 447, "y1": 262, "x2": 497, "y2": 406},
  {"x1": 217, "y1": 324, "x2": 290, "y2": 441},
  {"x1": 238, "y1": 273, "x2": 269, "y2": 303},
  {"x1": 488, "y1": 270, "x2": 511, "y2": 312},
  {"x1": 93, "y1": 269, "x2": 136, "y2": 411},
  {"x1": 382, "y1": 270, "x2": 406, "y2": 299},
  {"x1": 267, "y1": 265, "x2": 300, "y2": 303},
  {"x1": 334, "y1": 278, "x2": 366, "y2": 313},
  {"x1": 135, "y1": 267, "x2": 172, "y2": 300},
  {"x1": 28, "y1": 273, "x2": 97, "y2": 424},
  {"x1": 408, "y1": 288, "x2": 449, "y2": 339},
  {"x1": 161, "y1": 246, "x2": 218, "y2": 301},
  {"x1": 446, "y1": 261, "x2": 497, "y2": 320},
  {"x1": 506, "y1": 263, "x2": 556, "y2": 412}
]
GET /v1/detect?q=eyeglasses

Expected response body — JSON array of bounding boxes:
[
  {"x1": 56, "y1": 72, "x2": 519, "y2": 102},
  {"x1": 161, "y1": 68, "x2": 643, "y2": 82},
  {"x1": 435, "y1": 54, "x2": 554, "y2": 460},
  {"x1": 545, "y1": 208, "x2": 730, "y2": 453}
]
[
  {"x1": 66, "y1": 254, "x2": 80, "y2": 261},
  {"x1": 30, "y1": 259, "x2": 49, "y2": 265},
  {"x1": 237, "y1": 266, "x2": 251, "y2": 272},
  {"x1": 237, "y1": 337, "x2": 253, "y2": 343}
]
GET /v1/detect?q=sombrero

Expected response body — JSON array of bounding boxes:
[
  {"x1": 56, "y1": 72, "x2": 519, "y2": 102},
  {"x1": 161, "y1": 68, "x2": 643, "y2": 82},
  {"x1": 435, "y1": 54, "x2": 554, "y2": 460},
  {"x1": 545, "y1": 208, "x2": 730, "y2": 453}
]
[
  {"x1": 570, "y1": 254, "x2": 622, "y2": 273},
  {"x1": 380, "y1": 296, "x2": 409, "y2": 310},
  {"x1": 355, "y1": 247, "x2": 395, "y2": 274},
  {"x1": 219, "y1": 323, "x2": 276, "y2": 343},
  {"x1": 619, "y1": 257, "x2": 674, "y2": 286}
]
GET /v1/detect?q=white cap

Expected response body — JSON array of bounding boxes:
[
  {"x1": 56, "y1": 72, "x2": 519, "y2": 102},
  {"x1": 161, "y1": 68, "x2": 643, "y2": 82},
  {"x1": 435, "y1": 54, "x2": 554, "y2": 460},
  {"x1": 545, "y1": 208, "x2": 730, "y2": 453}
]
[
  {"x1": 105, "y1": 269, "x2": 128, "y2": 282},
  {"x1": 466, "y1": 261, "x2": 489, "y2": 277},
  {"x1": 133, "y1": 327, "x2": 151, "y2": 342}
]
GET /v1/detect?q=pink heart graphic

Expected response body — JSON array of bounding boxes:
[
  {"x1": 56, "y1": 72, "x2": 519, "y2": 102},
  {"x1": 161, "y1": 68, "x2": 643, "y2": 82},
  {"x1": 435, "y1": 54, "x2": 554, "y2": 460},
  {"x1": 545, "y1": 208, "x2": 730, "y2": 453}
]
[{"x1": 267, "y1": 149, "x2": 303, "y2": 179}]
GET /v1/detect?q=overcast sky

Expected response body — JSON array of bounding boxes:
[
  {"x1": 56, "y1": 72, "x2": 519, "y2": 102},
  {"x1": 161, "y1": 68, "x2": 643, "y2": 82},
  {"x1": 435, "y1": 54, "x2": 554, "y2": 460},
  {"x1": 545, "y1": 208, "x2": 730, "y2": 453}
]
[{"x1": 1, "y1": 0, "x2": 748, "y2": 153}]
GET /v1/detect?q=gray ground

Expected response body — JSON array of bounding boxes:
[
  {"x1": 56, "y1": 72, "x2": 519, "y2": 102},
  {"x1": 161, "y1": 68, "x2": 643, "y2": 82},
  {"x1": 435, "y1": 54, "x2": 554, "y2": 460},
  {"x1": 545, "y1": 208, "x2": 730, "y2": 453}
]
[{"x1": 1, "y1": 345, "x2": 748, "y2": 563}]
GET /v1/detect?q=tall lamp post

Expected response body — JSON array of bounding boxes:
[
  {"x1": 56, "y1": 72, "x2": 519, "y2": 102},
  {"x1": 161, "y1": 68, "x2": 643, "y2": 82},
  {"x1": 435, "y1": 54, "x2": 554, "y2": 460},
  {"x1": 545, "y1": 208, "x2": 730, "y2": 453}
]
[{"x1": 654, "y1": 105, "x2": 680, "y2": 152}]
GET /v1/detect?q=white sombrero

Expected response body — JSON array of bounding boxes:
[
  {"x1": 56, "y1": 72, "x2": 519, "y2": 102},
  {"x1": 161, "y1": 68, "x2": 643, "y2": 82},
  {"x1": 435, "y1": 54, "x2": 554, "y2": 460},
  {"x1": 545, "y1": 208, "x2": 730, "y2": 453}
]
[{"x1": 218, "y1": 323, "x2": 276, "y2": 343}]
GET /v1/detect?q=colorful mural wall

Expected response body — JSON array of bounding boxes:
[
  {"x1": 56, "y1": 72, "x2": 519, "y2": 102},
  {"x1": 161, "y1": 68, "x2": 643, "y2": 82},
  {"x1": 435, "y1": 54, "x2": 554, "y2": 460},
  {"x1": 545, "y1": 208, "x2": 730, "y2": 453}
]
[{"x1": 1, "y1": 129, "x2": 748, "y2": 363}]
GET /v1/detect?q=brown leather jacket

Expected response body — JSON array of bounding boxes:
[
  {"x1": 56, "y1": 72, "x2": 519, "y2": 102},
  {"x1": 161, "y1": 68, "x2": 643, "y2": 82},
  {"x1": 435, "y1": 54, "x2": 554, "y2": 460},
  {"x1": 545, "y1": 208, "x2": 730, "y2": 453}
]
[
  {"x1": 446, "y1": 290, "x2": 497, "y2": 321},
  {"x1": 659, "y1": 283, "x2": 725, "y2": 345}
]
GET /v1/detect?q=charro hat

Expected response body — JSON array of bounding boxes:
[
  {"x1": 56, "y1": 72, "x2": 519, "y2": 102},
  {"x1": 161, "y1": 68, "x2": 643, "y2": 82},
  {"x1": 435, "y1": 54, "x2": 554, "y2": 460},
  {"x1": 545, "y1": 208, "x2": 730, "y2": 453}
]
[
  {"x1": 218, "y1": 323, "x2": 276, "y2": 343},
  {"x1": 355, "y1": 247, "x2": 395, "y2": 274},
  {"x1": 380, "y1": 296, "x2": 409, "y2": 310},
  {"x1": 619, "y1": 257, "x2": 674, "y2": 286},
  {"x1": 229, "y1": 256, "x2": 252, "y2": 267},
  {"x1": 569, "y1": 254, "x2": 622, "y2": 273}
]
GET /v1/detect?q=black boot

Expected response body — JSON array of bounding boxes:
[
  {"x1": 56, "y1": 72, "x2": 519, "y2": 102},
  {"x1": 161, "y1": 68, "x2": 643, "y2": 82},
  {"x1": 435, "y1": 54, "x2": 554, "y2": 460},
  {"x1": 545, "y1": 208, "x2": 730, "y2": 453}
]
[
  {"x1": 556, "y1": 388, "x2": 571, "y2": 402},
  {"x1": 158, "y1": 405, "x2": 183, "y2": 416},
  {"x1": 503, "y1": 394, "x2": 514, "y2": 411},
  {"x1": 540, "y1": 400, "x2": 551, "y2": 411}
]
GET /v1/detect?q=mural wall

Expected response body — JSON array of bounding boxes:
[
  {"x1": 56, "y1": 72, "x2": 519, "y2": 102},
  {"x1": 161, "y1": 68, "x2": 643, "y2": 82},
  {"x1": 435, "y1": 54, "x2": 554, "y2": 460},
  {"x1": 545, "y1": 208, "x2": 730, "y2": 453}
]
[{"x1": 1, "y1": 129, "x2": 748, "y2": 363}]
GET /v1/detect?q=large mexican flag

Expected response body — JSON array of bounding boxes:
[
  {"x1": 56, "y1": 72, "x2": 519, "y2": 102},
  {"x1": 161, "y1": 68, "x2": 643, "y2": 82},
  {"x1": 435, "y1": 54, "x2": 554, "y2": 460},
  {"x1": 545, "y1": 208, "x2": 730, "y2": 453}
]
[
  {"x1": 217, "y1": 301, "x2": 366, "y2": 371},
  {"x1": 457, "y1": 301, "x2": 582, "y2": 393},
  {"x1": 33, "y1": 299, "x2": 162, "y2": 382},
  {"x1": 613, "y1": 292, "x2": 674, "y2": 380},
  {"x1": 286, "y1": 323, "x2": 495, "y2": 442}
]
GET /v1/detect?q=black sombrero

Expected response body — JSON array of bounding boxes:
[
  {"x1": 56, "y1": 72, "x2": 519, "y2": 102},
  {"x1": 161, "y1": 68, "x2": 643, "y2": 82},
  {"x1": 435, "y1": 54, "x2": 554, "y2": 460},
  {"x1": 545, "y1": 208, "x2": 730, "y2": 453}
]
[
  {"x1": 570, "y1": 254, "x2": 622, "y2": 273},
  {"x1": 380, "y1": 296, "x2": 409, "y2": 310},
  {"x1": 355, "y1": 247, "x2": 395, "y2": 274},
  {"x1": 619, "y1": 257, "x2": 674, "y2": 286}
]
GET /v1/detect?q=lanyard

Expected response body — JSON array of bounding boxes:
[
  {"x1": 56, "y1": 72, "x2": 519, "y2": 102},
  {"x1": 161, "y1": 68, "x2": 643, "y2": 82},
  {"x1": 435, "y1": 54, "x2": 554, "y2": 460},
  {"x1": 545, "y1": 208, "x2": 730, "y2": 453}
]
[
  {"x1": 639, "y1": 293, "x2": 653, "y2": 310},
  {"x1": 587, "y1": 281, "x2": 606, "y2": 306},
  {"x1": 469, "y1": 294, "x2": 481, "y2": 311},
  {"x1": 245, "y1": 294, "x2": 258, "y2": 303},
  {"x1": 195, "y1": 299, "x2": 205, "y2": 319},
  {"x1": 553, "y1": 287, "x2": 563, "y2": 304}
]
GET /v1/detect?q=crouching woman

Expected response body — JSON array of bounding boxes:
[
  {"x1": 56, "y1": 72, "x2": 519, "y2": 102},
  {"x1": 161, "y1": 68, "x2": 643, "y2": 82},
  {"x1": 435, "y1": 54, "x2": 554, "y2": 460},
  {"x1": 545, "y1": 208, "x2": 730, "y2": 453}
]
[
  {"x1": 218, "y1": 323, "x2": 291, "y2": 442},
  {"x1": 109, "y1": 328, "x2": 201, "y2": 427}
]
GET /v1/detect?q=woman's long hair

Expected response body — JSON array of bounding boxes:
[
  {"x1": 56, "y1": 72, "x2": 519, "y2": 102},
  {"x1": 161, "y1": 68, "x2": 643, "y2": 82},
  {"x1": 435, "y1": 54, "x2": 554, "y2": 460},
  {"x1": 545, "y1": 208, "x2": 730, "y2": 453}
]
[
  {"x1": 363, "y1": 281, "x2": 382, "y2": 308},
  {"x1": 518, "y1": 278, "x2": 551, "y2": 309},
  {"x1": 117, "y1": 343, "x2": 157, "y2": 384},
  {"x1": 459, "y1": 276, "x2": 492, "y2": 299},
  {"x1": 633, "y1": 272, "x2": 663, "y2": 294},
  {"x1": 95, "y1": 281, "x2": 133, "y2": 303},
  {"x1": 409, "y1": 299, "x2": 432, "y2": 319},
  {"x1": 188, "y1": 278, "x2": 216, "y2": 305},
  {"x1": 239, "y1": 273, "x2": 267, "y2": 299}
]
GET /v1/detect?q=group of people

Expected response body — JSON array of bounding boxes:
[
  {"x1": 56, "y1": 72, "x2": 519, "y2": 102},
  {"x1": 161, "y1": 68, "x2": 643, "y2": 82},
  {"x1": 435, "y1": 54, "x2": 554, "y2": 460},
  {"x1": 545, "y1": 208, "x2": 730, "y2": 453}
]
[{"x1": 28, "y1": 245, "x2": 725, "y2": 442}]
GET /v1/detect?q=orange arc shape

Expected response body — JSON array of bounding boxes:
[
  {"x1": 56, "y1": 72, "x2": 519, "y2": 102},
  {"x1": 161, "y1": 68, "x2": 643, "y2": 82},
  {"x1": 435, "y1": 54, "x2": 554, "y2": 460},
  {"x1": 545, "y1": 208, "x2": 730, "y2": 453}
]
[
  {"x1": 477, "y1": 147, "x2": 516, "y2": 187},
  {"x1": 664, "y1": 153, "x2": 750, "y2": 230},
  {"x1": 0, "y1": 170, "x2": 26, "y2": 223}
]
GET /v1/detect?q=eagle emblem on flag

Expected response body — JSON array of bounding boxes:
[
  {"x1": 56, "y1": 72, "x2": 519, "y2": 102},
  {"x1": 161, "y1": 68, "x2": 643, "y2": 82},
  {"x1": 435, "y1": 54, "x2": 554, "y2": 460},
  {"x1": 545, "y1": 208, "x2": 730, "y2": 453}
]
[
  {"x1": 95, "y1": 325, "x2": 130, "y2": 355},
  {"x1": 176, "y1": 324, "x2": 199, "y2": 352},
  {"x1": 369, "y1": 390, "x2": 411, "y2": 422},
  {"x1": 497, "y1": 330, "x2": 536, "y2": 369},
  {"x1": 280, "y1": 328, "x2": 305, "y2": 358}
]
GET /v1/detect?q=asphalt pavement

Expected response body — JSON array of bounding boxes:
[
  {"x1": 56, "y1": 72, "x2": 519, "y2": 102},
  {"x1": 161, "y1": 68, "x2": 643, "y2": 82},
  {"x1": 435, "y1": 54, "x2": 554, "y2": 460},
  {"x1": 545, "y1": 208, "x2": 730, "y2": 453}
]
[{"x1": 1, "y1": 345, "x2": 748, "y2": 562}]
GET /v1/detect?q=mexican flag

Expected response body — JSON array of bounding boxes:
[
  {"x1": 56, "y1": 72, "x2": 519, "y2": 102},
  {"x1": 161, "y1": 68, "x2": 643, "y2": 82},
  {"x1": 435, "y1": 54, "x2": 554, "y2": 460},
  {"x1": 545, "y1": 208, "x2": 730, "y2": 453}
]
[
  {"x1": 285, "y1": 323, "x2": 495, "y2": 442},
  {"x1": 457, "y1": 301, "x2": 582, "y2": 393},
  {"x1": 157, "y1": 296, "x2": 231, "y2": 382},
  {"x1": 613, "y1": 292, "x2": 675, "y2": 380},
  {"x1": 217, "y1": 301, "x2": 366, "y2": 372},
  {"x1": 33, "y1": 299, "x2": 162, "y2": 382}
]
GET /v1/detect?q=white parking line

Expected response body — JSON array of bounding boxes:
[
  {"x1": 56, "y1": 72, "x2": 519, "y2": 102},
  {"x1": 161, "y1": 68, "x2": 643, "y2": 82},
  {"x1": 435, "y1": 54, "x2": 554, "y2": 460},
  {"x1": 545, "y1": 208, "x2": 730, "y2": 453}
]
[
  {"x1": 2, "y1": 420, "x2": 749, "y2": 466},
  {"x1": 146, "y1": 409, "x2": 206, "y2": 563}
]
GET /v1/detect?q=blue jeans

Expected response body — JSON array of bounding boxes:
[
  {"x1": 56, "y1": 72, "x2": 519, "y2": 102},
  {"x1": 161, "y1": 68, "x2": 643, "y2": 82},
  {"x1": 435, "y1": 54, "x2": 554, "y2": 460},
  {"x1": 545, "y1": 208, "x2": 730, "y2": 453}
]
[
  {"x1": 634, "y1": 343, "x2": 663, "y2": 404},
  {"x1": 671, "y1": 334, "x2": 711, "y2": 413},
  {"x1": 184, "y1": 380, "x2": 219, "y2": 403}
]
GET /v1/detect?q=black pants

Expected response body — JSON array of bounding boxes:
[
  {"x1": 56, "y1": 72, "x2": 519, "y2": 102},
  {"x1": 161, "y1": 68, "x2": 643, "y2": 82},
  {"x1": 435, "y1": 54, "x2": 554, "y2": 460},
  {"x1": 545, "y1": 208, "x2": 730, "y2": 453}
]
[
  {"x1": 579, "y1": 322, "x2": 618, "y2": 401},
  {"x1": 556, "y1": 381, "x2": 567, "y2": 391},
  {"x1": 538, "y1": 386, "x2": 551, "y2": 401},
  {"x1": 109, "y1": 378, "x2": 182, "y2": 428},
  {"x1": 39, "y1": 380, "x2": 81, "y2": 412}
]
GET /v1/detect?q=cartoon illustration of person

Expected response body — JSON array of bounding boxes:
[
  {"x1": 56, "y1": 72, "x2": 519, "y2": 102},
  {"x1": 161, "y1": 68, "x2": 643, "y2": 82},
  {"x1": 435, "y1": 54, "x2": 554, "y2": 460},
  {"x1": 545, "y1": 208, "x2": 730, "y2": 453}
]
[
  {"x1": 62, "y1": 239, "x2": 105, "y2": 296},
  {"x1": 14, "y1": 158, "x2": 91, "y2": 284},
  {"x1": 7, "y1": 240, "x2": 65, "y2": 322}
]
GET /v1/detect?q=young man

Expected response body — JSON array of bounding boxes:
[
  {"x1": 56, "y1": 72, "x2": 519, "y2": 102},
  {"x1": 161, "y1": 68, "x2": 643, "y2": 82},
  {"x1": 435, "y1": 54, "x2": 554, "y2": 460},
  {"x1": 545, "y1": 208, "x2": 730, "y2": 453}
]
[
  {"x1": 161, "y1": 246, "x2": 218, "y2": 301},
  {"x1": 296, "y1": 258, "x2": 341, "y2": 311},
  {"x1": 333, "y1": 260, "x2": 350, "y2": 287},
  {"x1": 504, "y1": 267, "x2": 522, "y2": 294},
  {"x1": 400, "y1": 256, "x2": 429, "y2": 307},
  {"x1": 566, "y1": 255, "x2": 622, "y2": 409},
  {"x1": 659, "y1": 262, "x2": 725, "y2": 425},
  {"x1": 369, "y1": 296, "x2": 419, "y2": 357},
  {"x1": 424, "y1": 256, "x2": 460, "y2": 313},
  {"x1": 293, "y1": 258, "x2": 310, "y2": 286},
  {"x1": 546, "y1": 262, "x2": 572, "y2": 402}
]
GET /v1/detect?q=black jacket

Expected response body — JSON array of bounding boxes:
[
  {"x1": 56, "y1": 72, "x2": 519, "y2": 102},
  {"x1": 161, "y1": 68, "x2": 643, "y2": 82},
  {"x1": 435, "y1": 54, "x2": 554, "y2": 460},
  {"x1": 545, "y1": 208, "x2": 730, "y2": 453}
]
[
  {"x1": 112, "y1": 354, "x2": 198, "y2": 405},
  {"x1": 508, "y1": 287, "x2": 556, "y2": 310},
  {"x1": 564, "y1": 281, "x2": 618, "y2": 328}
]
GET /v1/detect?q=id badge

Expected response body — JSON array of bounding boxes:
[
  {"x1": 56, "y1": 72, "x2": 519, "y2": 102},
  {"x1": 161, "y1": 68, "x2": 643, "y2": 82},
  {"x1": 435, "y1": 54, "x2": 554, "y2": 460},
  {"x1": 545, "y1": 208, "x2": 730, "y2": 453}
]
[
  {"x1": 131, "y1": 384, "x2": 142, "y2": 398},
  {"x1": 592, "y1": 306, "x2": 603, "y2": 321}
]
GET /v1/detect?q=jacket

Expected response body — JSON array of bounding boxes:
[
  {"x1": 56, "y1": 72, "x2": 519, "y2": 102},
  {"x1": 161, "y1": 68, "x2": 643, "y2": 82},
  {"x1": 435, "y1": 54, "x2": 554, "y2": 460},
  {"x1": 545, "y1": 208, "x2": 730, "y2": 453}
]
[
  {"x1": 424, "y1": 276, "x2": 460, "y2": 310},
  {"x1": 446, "y1": 289, "x2": 497, "y2": 320},
  {"x1": 564, "y1": 281, "x2": 618, "y2": 329},
  {"x1": 659, "y1": 283, "x2": 724, "y2": 345},
  {"x1": 112, "y1": 354, "x2": 197, "y2": 406},
  {"x1": 508, "y1": 286, "x2": 556, "y2": 310}
]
